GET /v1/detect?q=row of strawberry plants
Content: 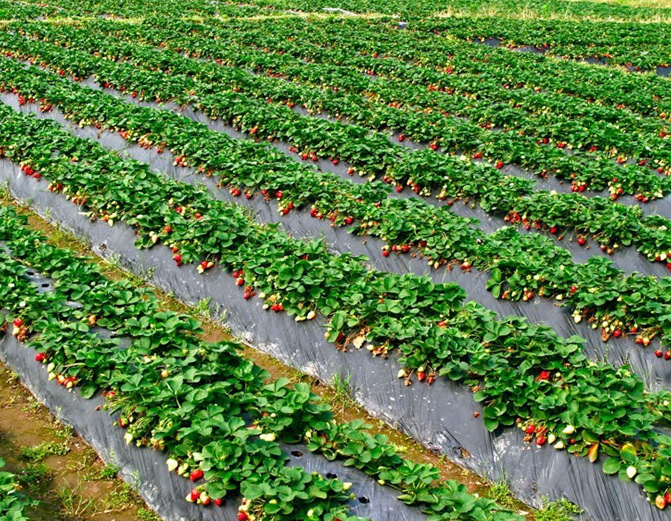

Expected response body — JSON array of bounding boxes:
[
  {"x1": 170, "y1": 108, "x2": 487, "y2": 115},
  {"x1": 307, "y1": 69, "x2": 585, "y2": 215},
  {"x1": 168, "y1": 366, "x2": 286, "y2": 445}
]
[
  {"x1": 0, "y1": 0, "x2": 268, "y2": 20},
  {"x1": 191, "y1": 15, "x2": 671, "y2": 121},
  {"x1": 250, "y1": 0, "x2": 671, "y2": 20},
  {"x1": 418, "y1": 16, "x2": 671, "y2": 71},
  {"x1": 3, "y1": 56, "x2": 671, "y2": 355},
  {"x1": 149, "y1": 15, "x2": 671, "y2": 119},
  {"x1": 32, "y1": 17, "x2": 671, "y2": 200},
  {"x1": 0, "y1": 204, "x2": 525, "y2": 521},
  {"x1": 72, "y1": 16, "x2": 671, "y2": 169},
  {"x1": 0, "y1": 0, "x2": 47, "y2": 19},
  {"x1": 0, "y1": 458, "x2": 35, "y2": 521},
  {"x1": 4, "y1": 101, "x2": 671, "y2": 506},
  {"x1": 5, "y1": 28, "x2": 671, "y2": 266}
]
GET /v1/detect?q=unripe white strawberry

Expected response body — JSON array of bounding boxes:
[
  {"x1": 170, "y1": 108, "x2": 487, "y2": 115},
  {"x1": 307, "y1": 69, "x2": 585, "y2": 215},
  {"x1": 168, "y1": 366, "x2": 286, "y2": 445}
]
[{"x1": 562, "y1": 425, "x2": 575, "y2": 435}]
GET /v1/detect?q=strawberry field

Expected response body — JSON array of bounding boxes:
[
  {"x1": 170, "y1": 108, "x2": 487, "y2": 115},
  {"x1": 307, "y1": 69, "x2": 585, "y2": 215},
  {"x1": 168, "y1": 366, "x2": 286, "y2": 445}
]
[{"x1": 1, "y1": 0, "x2": 671, "y2": 520}]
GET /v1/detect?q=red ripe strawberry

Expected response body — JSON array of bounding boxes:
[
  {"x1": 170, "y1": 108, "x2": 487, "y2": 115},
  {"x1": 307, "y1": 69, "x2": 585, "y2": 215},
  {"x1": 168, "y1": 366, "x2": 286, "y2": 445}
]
[
  {"x1": 536, "y1": 435, "x2": 547, "y2": 446},
  {"x1": 189, "y1": 469, "x2": 204, "y2": 482},
  {"x1": 395, "y1": 184, "x2": 403, "y2": 193},
  {"x1": 613, "y1": 330, "x2": 622, "y2": 338},
  {"x1": 201, "y1": 495, "x2": 211, "y2": 506},
  {"x1": 13, "y1": 318, "x2": 23, "y2": 327},
  {"x1": 665, "y1": 351, "x2": 671, "y2": 360},
  {"x1": 417, "y1": 371, "x2": 426, "y2": 382},
  {"x1": 570, "y1": 285, "x2": 578, "y2": 294},
  {"x1": 659, "y1": 167, "x2": 665, "y2": 174},
  {"x1": 238, "y1": 513, "x2": 249, "y2": 521},
  {"x1": 382, "y1": 249, "x2": 390, "y2": 257},
  {"x1": 345, "y1": 216, "x2": 354, "y2": 225},
  {"x1": 577, "y1": 236, "x2": 586, "y2": 246},
  {"x1": 473, "y1": 152, "x2": 483, "y2": 159},
  {"x1": 538, "y1": 370, "x2": 551, "y2": 381},
  {"x1": 190, "y1": 489, "x2": 201, "y2": 501},
  {"x1": 549, "y1": 226, "x2": 558, "y2": 234},
  {"x1": 275, "y1": 190, "x2": 283, "y2": 199},
  {"x1": 429, "y1": 142, "x2": 438, "y2": 151},
  {"x1": 437, "y1": 321, "x2": 447, "y2": 327},
  {"x1": 398, "y1": 134, "x2": 405, "y2": 142},
  {"x1": 164, "y1": 226, "x2": 172, "y2": 234},
  {"x1": 665, "y1": 492, "x2": 671, "y2": 505},
  {"x1": 347, "y1": 167, "x2": 355, "y2": 176},
  {"x1": 310, "y1": 208, "x2": 318, "y2": 217},
  {"x1": 301, "y1": 153, "x2": 308, "y2": 160},
  {"x1": 214, "y1": 498, "x2": 224, "y2": 507},
  {"x1": 173, "y1": 254, "x2": 182, "y2": 265},
  {"x1": 236, "y1": 278, "x2": 244, "y2": 286},
  {"x1": 496, "y1": 161, "x2": 504, "y2": 169},
  {"x1": 332, "y1": 159, "x2": 339, "y2": 166},
  {"x1": 460, "y1": 261, "x2": 471, "y2": 270},
  {"x1": 35, "y1": 352, "x2": 46, "y2": 362},
  {"x1": 655, "y1": 349, "x2": 663, "y2": 358},
  {"x1": 525, "y1": 424, "x2": 535, "y2": 435}
]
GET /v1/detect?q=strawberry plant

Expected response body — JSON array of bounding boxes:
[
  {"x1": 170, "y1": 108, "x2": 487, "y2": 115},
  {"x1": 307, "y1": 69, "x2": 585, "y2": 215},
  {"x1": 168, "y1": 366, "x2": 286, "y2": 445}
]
[{"x1": 0, "y1": 458, "x2": 36, "y2": 520}]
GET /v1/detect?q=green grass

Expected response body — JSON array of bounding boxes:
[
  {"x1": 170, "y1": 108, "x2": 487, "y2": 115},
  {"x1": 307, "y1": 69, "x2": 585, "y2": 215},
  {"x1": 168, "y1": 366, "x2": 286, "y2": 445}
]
[
  {"x1": 537, "y1": 497, "x2": 583, "y2": 521},
  {"x1": 20, "y1": 441, "x2": 71, "y2": 462}
]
